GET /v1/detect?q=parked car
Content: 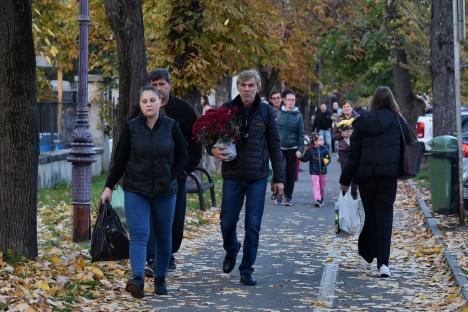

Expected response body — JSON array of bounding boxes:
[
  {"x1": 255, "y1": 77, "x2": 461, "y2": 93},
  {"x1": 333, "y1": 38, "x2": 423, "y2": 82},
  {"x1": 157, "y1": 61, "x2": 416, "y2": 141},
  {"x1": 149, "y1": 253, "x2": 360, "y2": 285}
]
[{"x1": 417, "y1": 107, "x2": 468, "y2": 152}]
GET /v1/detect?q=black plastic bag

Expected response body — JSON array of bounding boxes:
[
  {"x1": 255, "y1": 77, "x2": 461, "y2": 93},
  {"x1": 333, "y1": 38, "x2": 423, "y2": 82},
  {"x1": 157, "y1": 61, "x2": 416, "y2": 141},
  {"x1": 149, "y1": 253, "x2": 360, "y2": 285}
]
[{"x1": 90, "y1": 202, "x2": 129, "y2": 262}]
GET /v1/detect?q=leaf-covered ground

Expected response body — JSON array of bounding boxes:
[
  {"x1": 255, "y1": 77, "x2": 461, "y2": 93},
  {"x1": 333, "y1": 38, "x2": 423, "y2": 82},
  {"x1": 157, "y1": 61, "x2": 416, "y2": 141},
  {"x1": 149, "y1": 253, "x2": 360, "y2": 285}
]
[
  {"x1": 1, "y1": 165, "x2": 467, "y2": 311},
  {"x1": 416, "y1": 173, "x2": 468, "y2": 280}
]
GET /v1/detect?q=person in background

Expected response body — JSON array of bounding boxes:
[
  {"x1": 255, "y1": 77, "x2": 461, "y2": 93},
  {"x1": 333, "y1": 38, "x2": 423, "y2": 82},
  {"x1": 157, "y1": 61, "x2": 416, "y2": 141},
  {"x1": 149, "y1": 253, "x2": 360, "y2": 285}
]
[
  {"x1": 269, "y1": 90, "x2": 283, "y2": 112},
  {"x1": 300, "y1": 133, "x2": 330, "y2": 207},
  {"x1": 146, "y1": 69, "x2": 203, "y2": 275},
  {"x1": 340, "y1": 86, "x2": 410, "y2": 278},
  {"x1": 201, "y1": 95, "x2": 212, "y2": 115},
  {"x1": 101, "y1": 86, "x2": 188, "y2": 297},
  {"x1": 332, "y1": 100, "x2": 359, "y2": 199},
  {"x1": 268, "y1": 89, "x2": 283, "y2": 200},
  {"x1": 276, "y1": 89, "x2": 305, "y2": 206},
  {"x1": 330, "y1": 101, "x2": 341, "y2": 153},
  {"x1": 312, "y1": 103, "x2": 333, "y2": 151}
]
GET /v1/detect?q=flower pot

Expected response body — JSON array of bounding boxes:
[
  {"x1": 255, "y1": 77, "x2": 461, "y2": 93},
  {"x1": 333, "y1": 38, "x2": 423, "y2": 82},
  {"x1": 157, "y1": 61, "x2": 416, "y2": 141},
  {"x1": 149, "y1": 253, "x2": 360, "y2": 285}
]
[{"x1": 213, "y1": 140, "x2": 237, "y2": 162}]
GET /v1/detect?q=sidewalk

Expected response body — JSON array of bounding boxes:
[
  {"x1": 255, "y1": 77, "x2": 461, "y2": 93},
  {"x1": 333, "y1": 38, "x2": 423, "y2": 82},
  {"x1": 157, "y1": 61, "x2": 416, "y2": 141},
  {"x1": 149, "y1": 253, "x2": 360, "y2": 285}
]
[{"x1": 147, "y1": 161, "x2": 466, "y2": 311}]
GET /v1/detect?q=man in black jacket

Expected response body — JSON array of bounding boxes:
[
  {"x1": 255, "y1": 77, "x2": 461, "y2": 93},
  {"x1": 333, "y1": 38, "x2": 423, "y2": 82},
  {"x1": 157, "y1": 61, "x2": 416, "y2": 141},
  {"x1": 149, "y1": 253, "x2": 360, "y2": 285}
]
[
  {"x1": 211, "y1": 69, "x2": 285, "y2": 286},
  {"x1": 145, "y1": 69, "x2": 203, "y2": 274},
  {"x1": 312, "y1": 104, "x2": 333, "y2": 150}
]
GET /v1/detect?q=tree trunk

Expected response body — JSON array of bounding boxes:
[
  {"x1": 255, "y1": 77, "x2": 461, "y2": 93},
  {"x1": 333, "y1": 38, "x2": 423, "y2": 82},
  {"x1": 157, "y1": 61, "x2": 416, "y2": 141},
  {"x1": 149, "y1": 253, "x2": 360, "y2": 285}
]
[
  {"x1": 167, "y1": 0, "x2": 203, "y2": 111},
  {"x1": 385, "y1": 0, "x2": 424, "y2": 130},
  {"x1": 258, "y1": 65, "x2": 280, "y2": 96},
  {"x1": 0, "y1": 0, "x2": 39, "y2": 259},
  {"x1": 390, "y1": 47, "x2": 424, "y2": 129},
  {"x1": 430, "y1": 0, "x2": 456, "y2": 137},
  {"x1": 215, "y1": 75, "x2": 232, "y2": 106},
  {"x1": 103, "y1": 0, "x2": 147, "y2": 152}
]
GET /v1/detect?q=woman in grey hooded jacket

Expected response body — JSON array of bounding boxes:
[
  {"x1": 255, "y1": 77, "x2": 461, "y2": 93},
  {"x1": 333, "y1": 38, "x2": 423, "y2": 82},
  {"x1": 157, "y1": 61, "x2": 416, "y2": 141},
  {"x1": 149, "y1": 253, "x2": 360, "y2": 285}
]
[{"x1": 276, "y1": 89, "x2": 304, "y2": 206}]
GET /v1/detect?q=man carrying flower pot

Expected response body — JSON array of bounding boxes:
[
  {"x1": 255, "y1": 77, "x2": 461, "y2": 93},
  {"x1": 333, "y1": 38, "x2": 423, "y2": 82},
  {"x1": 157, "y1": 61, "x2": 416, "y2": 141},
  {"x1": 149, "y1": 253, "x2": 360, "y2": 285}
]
[{"x1": 210, "y1": 69, "x2": 285, "y2": 286}]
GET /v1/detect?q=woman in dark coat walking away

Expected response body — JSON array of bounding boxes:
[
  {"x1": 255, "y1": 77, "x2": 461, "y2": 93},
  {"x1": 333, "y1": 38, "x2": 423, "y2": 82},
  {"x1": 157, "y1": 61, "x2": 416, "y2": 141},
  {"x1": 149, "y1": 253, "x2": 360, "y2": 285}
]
[{"x1": 339, "y1": 86, "x2": 410, "y2": 277}]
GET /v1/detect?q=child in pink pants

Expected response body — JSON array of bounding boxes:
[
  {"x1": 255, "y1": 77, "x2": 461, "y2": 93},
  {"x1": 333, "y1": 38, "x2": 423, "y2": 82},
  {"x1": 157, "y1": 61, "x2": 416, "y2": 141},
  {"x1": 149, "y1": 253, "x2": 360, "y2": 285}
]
[{"x1": 300, "y1": 133, "x2": 330, "y2": 207}]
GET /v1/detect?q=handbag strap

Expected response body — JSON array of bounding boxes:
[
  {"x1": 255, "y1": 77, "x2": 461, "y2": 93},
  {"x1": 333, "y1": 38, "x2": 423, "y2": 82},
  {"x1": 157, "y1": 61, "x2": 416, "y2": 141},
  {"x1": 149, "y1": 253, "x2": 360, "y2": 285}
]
[{"x1": 396, "y1": 113, "x2": 417, "y2": 144}]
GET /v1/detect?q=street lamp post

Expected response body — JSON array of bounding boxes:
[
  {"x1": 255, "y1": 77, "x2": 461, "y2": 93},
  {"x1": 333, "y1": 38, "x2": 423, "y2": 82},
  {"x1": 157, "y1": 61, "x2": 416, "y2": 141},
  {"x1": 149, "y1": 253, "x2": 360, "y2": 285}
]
[{"x1": 67, "y1": 0, "x2": 95, "y2": 241}]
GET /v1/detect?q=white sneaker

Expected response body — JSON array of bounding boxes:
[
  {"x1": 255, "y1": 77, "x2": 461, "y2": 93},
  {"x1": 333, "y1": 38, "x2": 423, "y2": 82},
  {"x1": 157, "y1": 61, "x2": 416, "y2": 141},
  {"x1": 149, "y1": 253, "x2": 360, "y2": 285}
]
[{"x1": 379, "y1": 265, "x2": 391, "y2": 277}]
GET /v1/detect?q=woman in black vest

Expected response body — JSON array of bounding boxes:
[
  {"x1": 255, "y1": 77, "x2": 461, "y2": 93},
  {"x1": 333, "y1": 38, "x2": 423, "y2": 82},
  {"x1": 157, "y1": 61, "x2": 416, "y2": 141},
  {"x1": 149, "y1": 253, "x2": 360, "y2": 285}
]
[
  {"x1": 339, "y1": 86, "x2": 410, "y2": 278},
  {"x1": 101, "y1": 86, "x2": 188, "y2": 297}
]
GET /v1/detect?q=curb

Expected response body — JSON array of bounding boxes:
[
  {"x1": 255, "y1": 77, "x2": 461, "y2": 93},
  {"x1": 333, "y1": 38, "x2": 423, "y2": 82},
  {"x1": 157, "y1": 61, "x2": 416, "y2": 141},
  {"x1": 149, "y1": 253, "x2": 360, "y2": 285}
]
[{"x1": 408, "y1": 181, "x2": 468, "y2": 302}]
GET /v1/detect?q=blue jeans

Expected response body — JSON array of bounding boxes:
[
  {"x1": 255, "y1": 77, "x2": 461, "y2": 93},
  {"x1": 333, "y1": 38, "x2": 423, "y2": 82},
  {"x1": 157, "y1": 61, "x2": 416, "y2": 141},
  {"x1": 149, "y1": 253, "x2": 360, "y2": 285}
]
[
  {"x1": 319, "y1": 129, "x2": 332, "y2": 151},
  {"x1": 124, "y1": 191, "x2": 176, "y2": 279},
  {"x1": 221, "y1": 177, "x2": 267, "y2": 274},
  {"x1": 147, "y1": 175, "x2": 187, "y2": 260}
]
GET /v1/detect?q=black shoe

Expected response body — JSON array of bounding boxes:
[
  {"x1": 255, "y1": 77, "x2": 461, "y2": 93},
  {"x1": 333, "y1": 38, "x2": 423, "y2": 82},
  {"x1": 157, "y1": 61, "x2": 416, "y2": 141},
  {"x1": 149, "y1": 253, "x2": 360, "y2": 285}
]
[
  {"x1": 240, "y1": 273, "x2": 257, "y2": 286},
  {"x1": 168, "y1": 255, "x2": 176, "y2": 271},
  {"x1": 223, "y1": 242, "x2": 241, "y2": 273},
  {"x1": 125, "y1": 277, "x2": 144, "y2": 299},
  {"x1": 144, "y1": 260, "x2": 154, "y2": 278},
  {"x1": 154, "y1": 277, "x2": 168, "y2": 295}
]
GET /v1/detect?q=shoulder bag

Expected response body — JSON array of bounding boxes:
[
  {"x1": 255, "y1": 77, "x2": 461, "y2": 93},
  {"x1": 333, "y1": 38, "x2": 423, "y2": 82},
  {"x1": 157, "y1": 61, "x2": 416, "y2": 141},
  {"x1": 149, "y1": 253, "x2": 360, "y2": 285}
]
[{"x1": 396, "y1": 114, "x2": 425, "y2": 179}]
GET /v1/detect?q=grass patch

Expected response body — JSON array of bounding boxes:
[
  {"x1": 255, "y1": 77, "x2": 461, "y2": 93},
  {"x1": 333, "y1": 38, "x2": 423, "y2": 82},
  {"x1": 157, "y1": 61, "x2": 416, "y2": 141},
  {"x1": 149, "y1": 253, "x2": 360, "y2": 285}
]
[
  {"x1": 186, "y1": 171, "x2": 223, "y2": 211},
  {"x1": 38, "y1": 174, "x2": 108, "y2": 211},
  {"x1": 415, "y1": 159, "x2": 430, "y2": 190},
  {"x1": 4, "y1": 249, "x2": 25, "y2": 266}
]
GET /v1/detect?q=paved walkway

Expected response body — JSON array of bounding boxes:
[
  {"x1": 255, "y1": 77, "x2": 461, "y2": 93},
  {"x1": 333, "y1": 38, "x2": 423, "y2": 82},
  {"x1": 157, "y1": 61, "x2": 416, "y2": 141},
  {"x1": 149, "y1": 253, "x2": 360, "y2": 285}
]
[{"x1": 148, "y1": 160, "x2": 463, "y2": 311}]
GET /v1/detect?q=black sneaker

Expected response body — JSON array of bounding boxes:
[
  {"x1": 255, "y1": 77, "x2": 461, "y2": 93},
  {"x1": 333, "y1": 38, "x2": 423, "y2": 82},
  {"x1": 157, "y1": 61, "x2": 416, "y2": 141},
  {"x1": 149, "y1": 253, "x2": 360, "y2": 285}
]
[
  {"x1": 125, "y1": 277, "x2": 144, "y2": 299},
  {"x1": 240, "y1": 273, "x2": 257, "y2": 286},
  {"x1": 314, "y1": 201, "x2": 321, "y2": 208},
  {"x1": 154, "y1": 277, "x2": 168, "y2": 295},
  {"x1": 223, "y1": 242, "x2": 241, "y2": 273},
  {"x1": 168, "y1": 255, "x2": 176, "y2": 271}
]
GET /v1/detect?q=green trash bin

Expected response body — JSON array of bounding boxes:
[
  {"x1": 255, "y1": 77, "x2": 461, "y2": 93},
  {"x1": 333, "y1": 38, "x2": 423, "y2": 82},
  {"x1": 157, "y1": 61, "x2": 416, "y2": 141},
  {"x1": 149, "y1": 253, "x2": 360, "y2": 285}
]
[{"x1": 428, "y1": 135, "x2": 458, "y2": 214}]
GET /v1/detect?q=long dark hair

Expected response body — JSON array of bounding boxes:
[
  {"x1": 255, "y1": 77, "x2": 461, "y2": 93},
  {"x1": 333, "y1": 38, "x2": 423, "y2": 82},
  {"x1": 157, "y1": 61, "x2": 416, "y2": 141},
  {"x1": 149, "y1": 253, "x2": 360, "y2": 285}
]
[{"x1": 370, "y1": 86, "x2": 400, "y2": 113}]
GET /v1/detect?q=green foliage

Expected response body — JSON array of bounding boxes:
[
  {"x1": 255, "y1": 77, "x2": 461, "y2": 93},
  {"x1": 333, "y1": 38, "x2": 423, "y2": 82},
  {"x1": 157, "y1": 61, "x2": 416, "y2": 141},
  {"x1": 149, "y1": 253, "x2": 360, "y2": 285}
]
[
  {"x1": 4, "y1": 249, "x2": 25, "y2": 266},
  {"x1": 317, "y1": 0, "x2": 432, "y2": 101}
]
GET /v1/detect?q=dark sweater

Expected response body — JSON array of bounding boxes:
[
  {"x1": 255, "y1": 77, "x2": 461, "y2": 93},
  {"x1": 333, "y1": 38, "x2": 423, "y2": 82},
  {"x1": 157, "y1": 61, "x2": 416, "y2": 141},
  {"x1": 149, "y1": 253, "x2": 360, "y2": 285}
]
[
  {"x1": 163, "y1": 95, "x2": 203, "y2": 173},
  {"x1": 339, "y1": 109, "x2": 411, "y2": 186},
  {"x1": 312, "y1": 110, "x2": 333, "y2": 131},
  {"x1": 105, "y1": 114, "x2": 188, "y2": 197}
]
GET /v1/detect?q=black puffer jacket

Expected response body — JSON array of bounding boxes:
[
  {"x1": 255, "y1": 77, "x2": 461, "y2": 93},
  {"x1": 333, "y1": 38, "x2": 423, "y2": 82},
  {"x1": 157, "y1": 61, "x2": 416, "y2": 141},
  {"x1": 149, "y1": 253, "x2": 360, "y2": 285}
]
[
  {"x1": 217, "y1": 95, "x2": 285, "y2": 183},
  {"x1": 339, "y1": 109, "x2": 410, "y2": 185},
  {"x1": 105, "y1": 114, "x2": 188, "y2": 197}
]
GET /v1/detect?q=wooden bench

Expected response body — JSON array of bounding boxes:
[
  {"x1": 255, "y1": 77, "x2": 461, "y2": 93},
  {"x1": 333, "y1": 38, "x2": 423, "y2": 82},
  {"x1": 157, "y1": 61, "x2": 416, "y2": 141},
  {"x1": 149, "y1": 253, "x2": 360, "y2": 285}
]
[{"x1": 186, "y1": 167, "x2": 216, "y2": 210}]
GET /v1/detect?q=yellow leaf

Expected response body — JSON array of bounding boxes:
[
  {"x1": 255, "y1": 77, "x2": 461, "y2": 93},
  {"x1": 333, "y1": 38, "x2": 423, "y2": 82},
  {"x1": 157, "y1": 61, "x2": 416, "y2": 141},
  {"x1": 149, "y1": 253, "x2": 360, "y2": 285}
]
[
  {"x1": 113, "y1": 269, "x2": 125, "y2": 276},
  {"x1": 37, "y1": 281, "x2": 51, "y2": 291},
  {"x1": 51, "y1": 256, "x2": 60, "y2": 264},
  {"x1": 90, "y1": 267, "x2": 104, "y2": 280},
  {"x1": 77, "y1": 258, "x2": 86, "y2": 268},
  {"x1": 224, "y1": 18, "x2": 230, "y2": 26}
]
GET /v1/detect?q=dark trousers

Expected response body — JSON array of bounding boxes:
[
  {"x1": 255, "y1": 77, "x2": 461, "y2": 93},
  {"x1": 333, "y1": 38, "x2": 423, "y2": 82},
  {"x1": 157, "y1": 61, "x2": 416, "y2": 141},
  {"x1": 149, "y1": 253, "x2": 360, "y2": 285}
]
[
  {"x1": 147, "y1": 174, "x2": 187, "y2": 261},
  {"x1": 220, "y1": 178, "x2": 267, "y2": 274},
  {"x1": 282, "y1": 149, "x2": 298, "y2": 200},
  {"x1": 358, "y1": 178, "x2": 397, "y2": 268},
  {"x1": 338, "y1": 150, "x2": 358, "y2": 198}
]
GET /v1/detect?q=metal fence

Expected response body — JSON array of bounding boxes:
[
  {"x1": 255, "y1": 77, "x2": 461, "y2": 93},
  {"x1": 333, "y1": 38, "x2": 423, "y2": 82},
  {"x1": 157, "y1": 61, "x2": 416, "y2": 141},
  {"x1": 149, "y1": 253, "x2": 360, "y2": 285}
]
[{"x1": 38, "y1": 91, "x2": 77, "y2": 152}]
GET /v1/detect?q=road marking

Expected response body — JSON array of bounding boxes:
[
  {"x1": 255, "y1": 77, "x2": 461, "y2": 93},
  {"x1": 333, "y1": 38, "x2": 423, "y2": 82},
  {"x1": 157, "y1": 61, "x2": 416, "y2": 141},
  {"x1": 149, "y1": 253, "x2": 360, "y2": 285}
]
[{"x1": 314, "y1": 238, "x2": 341, "y2": 311}]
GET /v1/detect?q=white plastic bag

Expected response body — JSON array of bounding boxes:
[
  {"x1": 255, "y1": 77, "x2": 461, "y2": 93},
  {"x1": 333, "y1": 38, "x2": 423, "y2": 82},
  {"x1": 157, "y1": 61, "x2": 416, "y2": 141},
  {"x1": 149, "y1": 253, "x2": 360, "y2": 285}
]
[
  {"x1": 213, "y1": 140, "x2": 237, "y2": 162},
  {"x1": 335, "y1": 191, "x2": 361, "y2": 234}
]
